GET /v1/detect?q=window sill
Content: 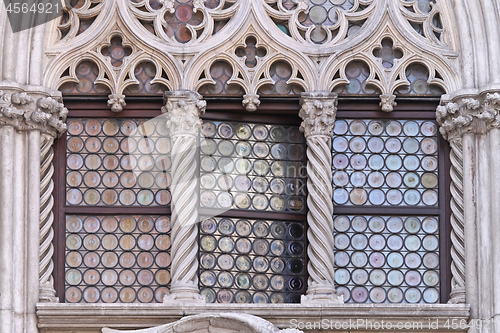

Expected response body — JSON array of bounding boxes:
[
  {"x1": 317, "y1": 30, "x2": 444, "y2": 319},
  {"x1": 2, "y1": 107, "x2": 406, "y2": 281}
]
[{"x1": 37, "y1": 302, "x2": 470, "y2": 332}]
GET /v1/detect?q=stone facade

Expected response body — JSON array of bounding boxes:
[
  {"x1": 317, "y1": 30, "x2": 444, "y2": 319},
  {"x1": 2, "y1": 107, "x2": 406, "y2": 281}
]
[{"x1": 1, "y1": 0, "x2": 500, "y2": 332}]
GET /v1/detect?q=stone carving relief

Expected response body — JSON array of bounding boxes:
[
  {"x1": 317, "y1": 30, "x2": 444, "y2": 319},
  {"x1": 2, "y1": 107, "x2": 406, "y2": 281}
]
[
  {"x1": 56, "y1": 0, "x2": 105, "y2": 42},
  {"x1": 44, "y1": 0, "x2": 458, "y2": 113},
  {"x1": 265, "y1": 0, "x2": 375, "y2": 45},
  {"x1": 196, "y1": 33, "x2": 307, "y2": 110},
  {"x1": 102, "y1": 313, "x2": 304, "y2": 333},
  {"x1": 0, "y1": 89, "x2": 67, "y2": 137},
  {"x1": 325, "y1": 23, "x2": 450, "y2": 111},
  {"x1": 436, "y1": 93, "x2": 500, "y2": 141},
  {"x1": 128, "y1": 0, "x2": 239, "y2": 45},
  {"x1": 398, "y1": 0, "x2": 449, "y2": 46}
]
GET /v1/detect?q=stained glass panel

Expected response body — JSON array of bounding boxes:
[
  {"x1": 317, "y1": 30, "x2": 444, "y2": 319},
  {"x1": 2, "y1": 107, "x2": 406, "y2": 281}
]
[
  {"x1": 333, "y1": 215, "x2": 440, "y2": 304},
  {"x1": 66, "y1": 118, "x2": 171, "y2": 206},
  {"x1": 199, "y1": 217, "x2": 307, "y2": 303},
  {"x1": 65, "y1": 215, "x2": 171, "y2": 303},
  {"x1": 332, "y1": 119, "x2": 439, "y2": 206},
  {"x1": 199, "y1": 121, "x2": 307, "y2": 213}
]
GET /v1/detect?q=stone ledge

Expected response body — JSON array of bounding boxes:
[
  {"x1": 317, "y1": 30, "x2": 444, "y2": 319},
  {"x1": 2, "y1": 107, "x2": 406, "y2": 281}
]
[{"x1": 37, "y1": 303, "x2": 470, "y2": 333}]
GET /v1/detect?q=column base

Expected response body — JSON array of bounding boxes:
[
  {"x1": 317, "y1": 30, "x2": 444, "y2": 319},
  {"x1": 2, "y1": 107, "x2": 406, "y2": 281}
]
[
  {"x1": 301, "y1": 283, "x2": 344, "y2": 305},
  {"x1": 163, "y1": 285, "x2": 206, "y2": 304},
  {"x1": 39, "y1": 282, "x2": 59, "y2": 303},
  {"x1": 447, "y1": 287, "x2": 466, "y2": 304}
]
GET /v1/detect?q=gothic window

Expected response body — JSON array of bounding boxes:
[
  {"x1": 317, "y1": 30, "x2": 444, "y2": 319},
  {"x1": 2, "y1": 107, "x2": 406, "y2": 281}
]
[
  {"x1": 197, "y1": 103, "x2": 308, "y2": 303},
  {"x1": 54, "y1": 101, "x2": 173, "y2": 303},
  {"x1": 331, "y1": 101, "x2": 449, "y2": 304}
]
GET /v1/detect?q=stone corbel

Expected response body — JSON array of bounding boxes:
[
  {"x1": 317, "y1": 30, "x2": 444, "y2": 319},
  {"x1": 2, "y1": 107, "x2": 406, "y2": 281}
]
[
  {"x1": 107, "y1": 94, "x2": 127, "y2": 112},
  {"x1": 242, "y1": 93, "x2": 260, "y2": 111},
  {"x1": 299, "y1": 91, "x2": 343, "y2": 305},
  {"x1": 379, "y1": 94, "x2": 397, "y2": 112}
]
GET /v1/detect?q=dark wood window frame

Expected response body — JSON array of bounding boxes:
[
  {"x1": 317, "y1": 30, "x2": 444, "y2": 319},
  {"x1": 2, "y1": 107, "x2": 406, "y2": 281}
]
[{"x1": 53, "y1": 97, "x2": 451, "y2": 303}]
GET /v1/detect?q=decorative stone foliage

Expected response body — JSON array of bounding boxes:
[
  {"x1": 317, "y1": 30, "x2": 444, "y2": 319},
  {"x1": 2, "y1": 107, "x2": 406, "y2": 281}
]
[
  {"x1": 0, "y1": 88, "x2": 67, "y2": 137},
  {"x1": 44, "y1": 0, "x2": 458, "y2": 112}
]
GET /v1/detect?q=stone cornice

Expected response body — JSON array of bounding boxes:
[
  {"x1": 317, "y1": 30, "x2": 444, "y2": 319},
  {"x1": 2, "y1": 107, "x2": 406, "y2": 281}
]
[
  {"x1": 299, "y1": 92, "x2": 338, "y2": 138},
  {"x1": 0, "y1": 86, "x2": 67, "y2": 138},
  {"x1": 162, "y1": 90, "x2": 206, "y2": 137},
  {"x1": 437, "y1": 92, "x2": 500, "y2": 141}
]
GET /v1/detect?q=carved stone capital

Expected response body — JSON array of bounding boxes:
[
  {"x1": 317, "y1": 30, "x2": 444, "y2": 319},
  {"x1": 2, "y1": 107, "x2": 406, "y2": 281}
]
[
  {"x1": 162, "y1": 90, "x2": 206, "y2": 137},
  {"x1": 0, "y1": 86, "x2": 67, "y2": 138},
  {"x1": 437, "y1": 92, "x2": 500, "y2": 141},
  {"x1": 379, "y1": 94, "x2": 397, "y2": 112},
  {"x1": 299, "y1": 91, "x2": 338, "y2": 137}
]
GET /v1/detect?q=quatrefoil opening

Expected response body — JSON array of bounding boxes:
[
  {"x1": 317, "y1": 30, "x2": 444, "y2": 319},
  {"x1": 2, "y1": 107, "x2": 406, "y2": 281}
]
[
  {"x1": 101, "y1": 36, "x2": 132, "y2": 68},
  {"x1": 235, "y1": 36, "x2": 267, "y2": 68},
  {"x1": 373, "y1": 38, "x2": 403, "y2": 69}
]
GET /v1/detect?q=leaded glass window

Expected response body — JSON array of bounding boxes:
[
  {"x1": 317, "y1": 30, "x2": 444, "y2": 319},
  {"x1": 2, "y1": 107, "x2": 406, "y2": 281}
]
[
  {"x1": 331, "y1": 105, "x2": 447, "y2": 304},
  {"x1": 198, "y1": 117, "x2": 307, "y2": 303},
  {"x1": 57, "y1": 104, "x2": 172, "y2": 304}
]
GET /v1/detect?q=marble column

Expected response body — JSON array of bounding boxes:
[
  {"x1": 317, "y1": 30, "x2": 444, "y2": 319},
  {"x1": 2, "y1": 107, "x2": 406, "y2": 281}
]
[
  {"x1": 436, "y1": 93, "x2": 500, "y2": 332},
  {"x1": 299, "y1": 92, "x2": 343, "y2": 304},
  {"x1": 162, "y1": 90, "x2": 206, "y2": 303},
  {"x1": 0, "y1": 84, "x2": 67, "y2": 333}
]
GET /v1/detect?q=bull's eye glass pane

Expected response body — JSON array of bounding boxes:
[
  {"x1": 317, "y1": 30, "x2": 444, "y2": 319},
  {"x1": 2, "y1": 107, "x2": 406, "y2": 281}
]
[
  {"x1": 66, "y1": 118, "x2": 171, "y2": 206},
  {"x1": 65, "y1": 215, "x2": 171, "y2": 303},
  {"x1": 200, "y1": 121, "x2": 307, "y2": 212},
  {"x1": 199, "y1": 217, "x2": 306, "y2": 303},
  {"x1": 333, "y1": 215, "x2": 440, "y2": 304},
  {"x1": 332, "y1": 119, "x2": 439, "y2": 206}
]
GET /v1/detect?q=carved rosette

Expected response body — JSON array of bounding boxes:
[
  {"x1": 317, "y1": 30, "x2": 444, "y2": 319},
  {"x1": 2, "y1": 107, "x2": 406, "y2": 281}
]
[
  {"x1": 436, "y1": 93, "x2": 500, "y2": 304},
  {"x1": 162, "y1": 90, "x2": 206, "y2": 303},
  {"x1": 299, "y1": 92, "x2": 343, "y2": 304}
]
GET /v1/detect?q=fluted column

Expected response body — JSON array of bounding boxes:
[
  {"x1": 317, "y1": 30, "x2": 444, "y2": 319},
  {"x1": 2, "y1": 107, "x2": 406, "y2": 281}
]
[
  {"x1": 162, "y1": 90, "x2": 206, "y2": 303},
  {"x1": 299, "y1": 92, "x2": 343, "y2": 304},
  {"x1": 0, "y1": 83, "x2": 66, "y2": 333}
]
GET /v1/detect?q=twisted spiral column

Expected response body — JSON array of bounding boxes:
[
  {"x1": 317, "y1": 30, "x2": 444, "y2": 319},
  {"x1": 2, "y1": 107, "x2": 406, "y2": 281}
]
[
  {"x1": 448, "y1": 139, "x2": 466, "y2": 303},
  {"x1": 39, "y1": 135, "x2": 58, "y2": 302},
  {"x1": 299, "y1": 92, "x2": 343, "y2": 304},
  {"x1": 162, "y1": 90, "x2": 206, "y2": 303}
]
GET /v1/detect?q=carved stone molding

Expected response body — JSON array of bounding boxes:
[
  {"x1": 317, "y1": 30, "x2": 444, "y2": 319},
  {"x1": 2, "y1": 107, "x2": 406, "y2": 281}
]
[
  {"x1": 102, "y1": 313, "x2": 304, "y2": 333},
  {"x1": 298, "y1": 92, "x2": 343, "y2": 305},
  {"x1": 436, "y1": 93, "x2": 500, "y2": 141},
  {"x1": 162, "y1": 90, "x2": 205, "y2": 304},
  {"x1": 0, "y1": 85, "x2": 67, "y2": 138}
]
